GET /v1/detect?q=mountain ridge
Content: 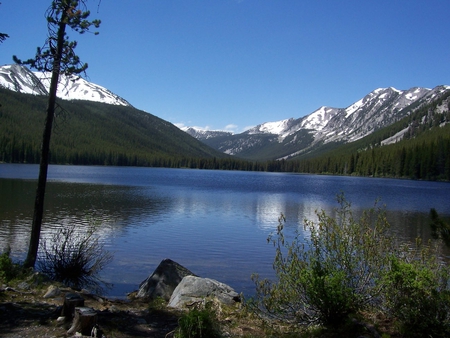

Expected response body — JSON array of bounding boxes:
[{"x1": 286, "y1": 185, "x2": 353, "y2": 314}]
[
  {"x1": 0, "y1": 64, "x2": 131, "y2": 106},
  {"x1": 2, "y1": 63, "x2": 449, "y2": 163},
  {"x1": 184, "y1": 85, "x2": 450, "y2": 160}
]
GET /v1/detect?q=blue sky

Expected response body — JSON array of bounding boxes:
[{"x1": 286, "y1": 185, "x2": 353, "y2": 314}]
[{"x1": 1, "y1": 1, "x2": 449, "y2": 133}]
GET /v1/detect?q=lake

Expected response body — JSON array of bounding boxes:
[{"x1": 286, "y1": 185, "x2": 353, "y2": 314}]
[{"x1": 1, "y1": 164, "x2": 449, "y2": 297}]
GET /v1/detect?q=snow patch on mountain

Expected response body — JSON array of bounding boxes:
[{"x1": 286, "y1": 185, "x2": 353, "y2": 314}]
[
  {"x1": 301, "y1": 106, "x2": 341, "y2": 131},
  {"x1": 246, "y1": 118, "x2": 294, "y2": 135},
  {"x1": 0, "y1": 64, "x2": 131, "y2": 107},
  {"x1": 182, "y1": 126, "x2": 233, "y2": 140},
  {"x1": 0, "y1": 64, "x2": 47, "y2": 95},
  {"x1": 35, "y1": 72, "x2": 131, "y2": 106},
  {"x1": 345, "y1": 98, "x2": 364, "y2": 118}
]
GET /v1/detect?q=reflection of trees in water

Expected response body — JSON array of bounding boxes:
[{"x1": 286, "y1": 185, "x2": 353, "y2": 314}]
[
  {"x1": 258, "y1": 201, "x2": 450, "y2": 261},
  {"x1": 0, "y1": 179, "x2": 170, "y2": 257},
  {"x1": 386, "y1": 210, "x2": 450, "y2": 259}
]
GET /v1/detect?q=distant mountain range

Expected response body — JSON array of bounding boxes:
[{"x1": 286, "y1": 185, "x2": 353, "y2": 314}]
[
  {"x1": 1, "y1": 64, "x2": 449, "y2": 163},
  {"x1": 183, "y1": 85, "x2": 450, "y2": 160},
  {"x1": 0, "y1": 64, "x2": 226, "y2": 165}
]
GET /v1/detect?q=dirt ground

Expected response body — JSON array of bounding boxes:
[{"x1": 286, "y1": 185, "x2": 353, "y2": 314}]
[
  {"x1": 0, "y1": 286, "x2": 180, "y2": 338},
  {"x1": 0, "y1": 278, "x2": 265, "y2": 338}
]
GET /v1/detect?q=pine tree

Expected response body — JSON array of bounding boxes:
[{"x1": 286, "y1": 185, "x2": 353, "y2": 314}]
[{"x1": 14, "y1": 0, "x2": 100, "y2": 268}]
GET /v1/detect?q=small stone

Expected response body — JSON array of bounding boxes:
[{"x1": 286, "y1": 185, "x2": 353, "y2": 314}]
[
  {"x1": 17, "y1": 281, "x2": 30, "y2": 290},
  {"x1": 56, "y1": 316, "x2": 66, "y2": 322},
  {"x1": 43, "y1": 285, "x2": 61, "y2": 298},
  {"x1": 109, "y1": 305, "x2": 120, "y2": 313}
]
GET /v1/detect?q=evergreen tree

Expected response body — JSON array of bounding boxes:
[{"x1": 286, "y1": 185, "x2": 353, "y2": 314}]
[{"x1": 13, "y1": 0, "x2": 100, "y2": 268}]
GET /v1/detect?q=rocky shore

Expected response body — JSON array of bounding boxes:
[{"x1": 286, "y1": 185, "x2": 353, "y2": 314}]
[{"x1": 0, "y1": 259, "x2": 262, "y2": 338}]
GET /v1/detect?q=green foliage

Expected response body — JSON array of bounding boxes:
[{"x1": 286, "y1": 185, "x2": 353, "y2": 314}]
[
  {"x1": 0, "y1": 249, "x2": 25, "y2": 283},
  {"x1": 252, "y1": 197, "x2": 450, "y2": 335},
  {"x1": 13, "y1": 0, "x2": 100, "y2": 75},
  {"x1": 175, "y1": 303, "x2": 222, "y2": 338},
  {"x1": 37, "y1": 221, "x2": 113, "y2": 294},
  {"x1": 382, "y1": 244, "x2": 450, "y2": 337},
  {"x1": 0, "y1": 251, "x2": 15, "y2": 282},
  {"x1": 252, "y1": 195, "x2": 393, "y2": 328}
]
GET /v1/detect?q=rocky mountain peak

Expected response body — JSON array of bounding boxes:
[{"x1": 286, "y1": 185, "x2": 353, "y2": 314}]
[
  {"x1": 0, "y1": 64, "x2": 131, "y2": 107},
  {"x1": 185, "y1": 85, "x2": 450, "y2": 160}
]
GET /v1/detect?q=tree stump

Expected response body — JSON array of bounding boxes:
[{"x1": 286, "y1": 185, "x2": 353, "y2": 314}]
[
  {"x1": 67, "y1": 307, "x2": 98, "y2": 335},
  {"x1": 61, "y1": 293, "x2": 84, "y2": 319}
]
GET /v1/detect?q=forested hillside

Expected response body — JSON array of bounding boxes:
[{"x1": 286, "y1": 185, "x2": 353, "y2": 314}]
[
  {"x1": 0, "y1": 89, "x2": 228, "y2": 166},
  {"x1": 1, "y1": 88, "x2": 449, "y2": 181},
  {"x1": 267, "y1": 90, "x2": 450, "y2": 181}
]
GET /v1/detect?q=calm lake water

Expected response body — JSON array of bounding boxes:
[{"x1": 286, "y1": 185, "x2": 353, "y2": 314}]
[{"x1": 1, "y1": 164, "x2": 449, "y2": 297}]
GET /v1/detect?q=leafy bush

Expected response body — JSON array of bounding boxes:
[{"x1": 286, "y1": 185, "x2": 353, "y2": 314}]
[
  {"x1": 175, "y1": 303, "x2": 222, "y2": 338},
  {"x1": 252, "y1": 195, "x2": 393, "y2": 328},
  {"x1": 382, "y1": 243, "x2": 450, "y2": 337},
  {"x1": 0, "y1": 250, "x2": 16, "y2": 282},
  {"x1": 37, "y1": 222, "x2": 113, "y2": 294}
]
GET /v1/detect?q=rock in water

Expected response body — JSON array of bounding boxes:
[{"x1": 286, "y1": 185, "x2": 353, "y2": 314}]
[
  {"x1": 137, "y1": 258, "x2": 196, "y2": 300},
  {"x1": 168, "y1": 276, "x2": 241, "y2": 309}
]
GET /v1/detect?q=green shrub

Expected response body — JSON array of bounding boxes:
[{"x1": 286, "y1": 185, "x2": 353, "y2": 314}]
[
  {"x1": 383, "y1": 244, "x2": 450, "y2": 337},
  {"x1": 175, "y1": 304, "x2": 222, "y2": 338},
  {"x1": 0, "y1": 251, "x2": 15, "y2": 282},
  {"x1": 252, "y1": 195, "x2": 393, "y2": 328}
]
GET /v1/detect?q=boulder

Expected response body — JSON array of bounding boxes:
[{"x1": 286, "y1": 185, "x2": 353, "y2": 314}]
[
  {"x1": 168, "y1": 275, "x2": 241, "y2": 309},
  {"x1": 136, "y1": 258, "x2": 196, "y2": 300}
]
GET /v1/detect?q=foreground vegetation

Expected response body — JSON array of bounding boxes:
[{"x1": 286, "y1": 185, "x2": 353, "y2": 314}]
[
  {"x1": 250, "y1": 197, "x2": 450, "y2": 337},
  {"x1": 2, "y1": 197, "x2": 450, "y2": 337}
]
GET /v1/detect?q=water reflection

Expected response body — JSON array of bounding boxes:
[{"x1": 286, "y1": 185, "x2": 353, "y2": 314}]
[
  {"x1": 0, "y1": 179, "x2": 171, "y2": 256},
  {"x1": 1, "y1": 165, "x2": 450, "y2": 297}
]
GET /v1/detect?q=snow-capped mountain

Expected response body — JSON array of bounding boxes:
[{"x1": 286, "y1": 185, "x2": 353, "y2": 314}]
[
  {"x1": 186, "y1": 85, "x2": 450, "y2": 160},
  {"x1": 0, "y1": 64, "x2": 48, "y2": 95},
  {"x1": 0, "y1": 64, "x2": 131, "y2": 106},
  {"x1": 182, "y1": 127, "x2": 233, "y2": 140},
  {"x1": 3, "y1": 63, "x2": 448, "y2": 162}
]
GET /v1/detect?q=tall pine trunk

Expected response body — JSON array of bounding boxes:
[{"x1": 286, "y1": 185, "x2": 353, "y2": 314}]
[{"x1": 24, "y1": 19, "x2": 67, "y2": 269}]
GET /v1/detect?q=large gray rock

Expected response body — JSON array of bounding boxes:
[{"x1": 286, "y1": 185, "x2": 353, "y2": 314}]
[
  {"x1": 137, "y1": 259, "x2": 196, "y2": 300},
  {"x1": 168, "y1": 276, "x2": 241, "y2": 309}
]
